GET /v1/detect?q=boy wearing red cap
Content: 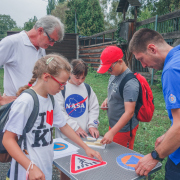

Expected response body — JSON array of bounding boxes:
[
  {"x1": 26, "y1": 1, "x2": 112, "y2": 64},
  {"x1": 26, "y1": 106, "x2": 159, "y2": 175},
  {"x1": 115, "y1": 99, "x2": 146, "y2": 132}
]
[{"x1": 98, "y1": 46, "x2": 139, "y2": 150}]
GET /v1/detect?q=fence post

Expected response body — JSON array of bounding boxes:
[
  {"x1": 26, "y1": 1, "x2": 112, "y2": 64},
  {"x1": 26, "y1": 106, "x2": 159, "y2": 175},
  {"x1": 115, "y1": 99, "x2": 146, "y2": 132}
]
[{"x1": 151, "y1": 15, "x2": 158, "y2": 85}]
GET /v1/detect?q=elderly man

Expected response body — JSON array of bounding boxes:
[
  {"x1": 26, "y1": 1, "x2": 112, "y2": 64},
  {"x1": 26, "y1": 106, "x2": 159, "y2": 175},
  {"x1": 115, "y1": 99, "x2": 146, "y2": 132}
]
[
  {"x1": 0, "y1": 15, "x2": 64, "y2": 105},
  {"x1": 129, "y1": 28, "x2": 180, "y2": 180}
]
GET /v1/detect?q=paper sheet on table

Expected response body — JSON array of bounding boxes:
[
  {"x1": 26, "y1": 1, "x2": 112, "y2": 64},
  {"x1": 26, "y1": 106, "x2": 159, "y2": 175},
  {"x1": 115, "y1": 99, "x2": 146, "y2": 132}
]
[
  {"x1": 53, "y1": 138, "x2": 79, "y2": 159},
  {"x1": 84, "y1": 138, "x2": 106, "y2": 149}
]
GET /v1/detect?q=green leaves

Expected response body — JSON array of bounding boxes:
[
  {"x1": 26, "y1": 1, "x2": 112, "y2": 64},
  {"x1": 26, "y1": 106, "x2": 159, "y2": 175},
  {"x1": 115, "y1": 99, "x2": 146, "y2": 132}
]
[
  {"x1": 23, "y1": 16, "x2": 37, "y2": 31},
  {"x1": 65, "y1": 0, "x2": 104, "y2": 36},
  {"x1": 0, "y1": 14, "x2": 17, "y2": 39}
]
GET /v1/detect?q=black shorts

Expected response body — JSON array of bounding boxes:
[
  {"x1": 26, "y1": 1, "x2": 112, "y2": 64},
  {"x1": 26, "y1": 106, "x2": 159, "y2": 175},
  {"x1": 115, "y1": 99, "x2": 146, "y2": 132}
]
[{"x1": 165, "y1": 157, "x2": 180, "y2": 180}]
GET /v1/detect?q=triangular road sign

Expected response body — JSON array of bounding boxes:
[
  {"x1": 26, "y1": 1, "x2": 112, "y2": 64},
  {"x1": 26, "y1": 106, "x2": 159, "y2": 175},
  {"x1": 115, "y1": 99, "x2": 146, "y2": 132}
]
[{"x1": 70, "y1": 154, "x2": 107, "y2": 174}]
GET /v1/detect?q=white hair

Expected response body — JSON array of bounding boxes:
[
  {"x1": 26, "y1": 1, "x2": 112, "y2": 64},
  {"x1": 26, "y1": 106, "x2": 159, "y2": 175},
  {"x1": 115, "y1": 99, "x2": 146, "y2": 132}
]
[{"x1": 34, "y1": 15, "x2": 64, "y2": 41}]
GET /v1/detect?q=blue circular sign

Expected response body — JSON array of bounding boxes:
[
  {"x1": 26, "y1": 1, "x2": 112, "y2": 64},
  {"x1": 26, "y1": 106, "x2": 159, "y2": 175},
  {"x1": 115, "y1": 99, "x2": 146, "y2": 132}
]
[
  {"x1": 116, "y1": 153, "x2": 144, "y2": 171},
  {"x1": 65, "y1": 94, "x2": 86, "y2": 118},
  {"x1": 54, "y1": 142, "x2": 68, "y2": 151}
]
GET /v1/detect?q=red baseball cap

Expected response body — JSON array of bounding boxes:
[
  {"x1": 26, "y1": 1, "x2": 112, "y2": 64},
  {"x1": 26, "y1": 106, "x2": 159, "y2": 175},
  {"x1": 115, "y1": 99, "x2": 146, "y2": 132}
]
[{"x1": 97, "y1": 46, "x2": 124, "y2": 74}]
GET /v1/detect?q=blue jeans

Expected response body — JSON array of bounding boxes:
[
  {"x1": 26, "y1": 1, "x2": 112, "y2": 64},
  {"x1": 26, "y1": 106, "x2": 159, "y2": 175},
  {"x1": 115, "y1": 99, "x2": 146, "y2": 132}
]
[{"x1": 165, "y1": 157, "x2": 180, "y2": 180}]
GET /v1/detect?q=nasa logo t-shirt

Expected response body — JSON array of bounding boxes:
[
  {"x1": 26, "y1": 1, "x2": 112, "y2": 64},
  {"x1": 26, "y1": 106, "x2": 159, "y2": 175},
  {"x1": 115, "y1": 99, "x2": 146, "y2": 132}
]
[{"x1": 65, "y1": 94, "x2": 87, "y2": 118}]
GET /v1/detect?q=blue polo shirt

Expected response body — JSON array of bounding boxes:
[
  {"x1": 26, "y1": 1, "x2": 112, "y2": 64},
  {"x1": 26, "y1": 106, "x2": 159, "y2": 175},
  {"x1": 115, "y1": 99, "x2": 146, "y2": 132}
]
[{"x1": 162, "y1": 45, "x2": 180, "y2": 165}]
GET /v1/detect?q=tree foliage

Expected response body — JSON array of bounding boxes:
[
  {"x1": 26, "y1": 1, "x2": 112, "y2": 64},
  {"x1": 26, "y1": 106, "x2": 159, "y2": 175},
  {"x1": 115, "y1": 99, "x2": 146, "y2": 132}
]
[
  {"x1": 99, "y1": 0, "x2": 180, "y2": 30},
  {"x1": 51, "y1": 1, "x2": 68, "y2": 25},
  {"x1": 57, "y1": 0, "x2": 66, "y2": 3},
  {"x1": 99, "y1": 0, "x2": 135, "y2": 30},
  {"x1": 0, "y1": 14, "x2": 17, "y2": 39},
  {"x1": 65, "y1": 0, "x2": 104, "y2": 36},
  {"x1": 47, "y1": 0, "x2": 56, "y2": 15},
  {"x1": 154, "y1": 0, "x2": 180, "y2": 15},
  {"x1": 23, "y1": 16, "x2": 38, "y2": 31}
]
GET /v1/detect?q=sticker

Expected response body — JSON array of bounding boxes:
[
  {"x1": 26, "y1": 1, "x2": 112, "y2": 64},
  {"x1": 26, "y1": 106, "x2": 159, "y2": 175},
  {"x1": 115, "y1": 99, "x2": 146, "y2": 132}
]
[
  {"x1": 93, "y1": 120, "x2": 99, "y2": 125},
  {"x1": 46, "y1": 110, "x2": 53, "y2": 126},
  {"x1": 70, "y1": 154, "x2": 107, "y2": 174},
  {"x1": 116, "y1": 153, "x2": 144, "y2": 171},
  {"x1": 169, "y1": 94, "x2": 176, "y2": 103},
  {"x1": 53, "y1": 142, "x2": 68, "y2": 151},
  {"x1": 65, "y1": 94, "x2": 87, "y2": 117}
]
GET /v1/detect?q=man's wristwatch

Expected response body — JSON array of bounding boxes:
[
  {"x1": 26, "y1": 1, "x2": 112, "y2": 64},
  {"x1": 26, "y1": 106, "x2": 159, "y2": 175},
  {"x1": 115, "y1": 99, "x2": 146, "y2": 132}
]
[{"x1": 151, "y1": 150, "x2": 164, "y2": 162}]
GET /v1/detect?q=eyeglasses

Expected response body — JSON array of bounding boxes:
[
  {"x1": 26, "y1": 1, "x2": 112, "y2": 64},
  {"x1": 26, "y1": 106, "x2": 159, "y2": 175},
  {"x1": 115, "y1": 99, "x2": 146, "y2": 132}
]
[
  {"x1": 108, "y1": 61, "x2": 118, "y2": 72},
  {"x1": 45, "y1": 31, "x2": 58, "y2": 43},
  {"x1": 50, "y1": 75, "x2": 66, "y2": 88}
]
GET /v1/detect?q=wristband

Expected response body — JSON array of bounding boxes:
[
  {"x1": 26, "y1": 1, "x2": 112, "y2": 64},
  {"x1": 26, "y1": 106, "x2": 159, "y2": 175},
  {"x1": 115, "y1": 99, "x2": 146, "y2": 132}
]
[{"x1": 26, "y1": 161, "x2": 35, "y2": 180}]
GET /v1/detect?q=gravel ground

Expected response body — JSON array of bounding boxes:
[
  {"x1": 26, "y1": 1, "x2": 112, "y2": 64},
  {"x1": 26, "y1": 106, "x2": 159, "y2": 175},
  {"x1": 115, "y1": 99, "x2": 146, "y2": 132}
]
[{"x1": 0, "y1": 162, "x2": 61, "y2": 180}]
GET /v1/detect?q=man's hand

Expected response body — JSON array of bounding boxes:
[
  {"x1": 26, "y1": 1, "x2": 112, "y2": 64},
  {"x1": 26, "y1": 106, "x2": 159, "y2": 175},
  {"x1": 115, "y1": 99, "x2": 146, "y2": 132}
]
[
  {"x1": 100, "y1": 131, "x2": 114, "y2": 144},
  {"x1": 75, "y1": 127, "x2": 88, "y2": 138},
  {"x1": 135, "y1": 153, "x2": 159, "y2": 176},
  {"x1": 0, "y1": 94, "x2": 16, "y2": 106},
  {"x1": 89, "y1": 127, "x2": 99, "y2": 139},
  {"x1": 155, "y1": 134, "x2": 166, "y2": 148}
]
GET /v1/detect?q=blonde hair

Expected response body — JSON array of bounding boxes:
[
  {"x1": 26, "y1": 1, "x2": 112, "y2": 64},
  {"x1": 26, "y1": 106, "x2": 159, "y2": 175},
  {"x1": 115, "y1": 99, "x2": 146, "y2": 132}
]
[{"x1": 16, "y1": 54, "x2": 71, "y2": 96}]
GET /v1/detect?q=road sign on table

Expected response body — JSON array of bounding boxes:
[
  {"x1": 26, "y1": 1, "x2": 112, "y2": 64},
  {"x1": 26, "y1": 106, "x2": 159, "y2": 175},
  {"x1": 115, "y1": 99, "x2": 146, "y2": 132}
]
[
  {"x1": 54, "y1": 142, "x2": 68, "y2": 151},
  {"x1": 117, "y1": 153, "x2": 144, "y2": 171},
  {"x1": 70, "y1": 154, "x2": 107, "y2": 174}
]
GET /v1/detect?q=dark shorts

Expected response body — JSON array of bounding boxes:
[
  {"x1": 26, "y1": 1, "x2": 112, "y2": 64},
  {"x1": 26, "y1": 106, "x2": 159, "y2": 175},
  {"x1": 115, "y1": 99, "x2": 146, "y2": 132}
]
[{"x1": 165, "y1": 157, "x2": 180, "y2": 180}]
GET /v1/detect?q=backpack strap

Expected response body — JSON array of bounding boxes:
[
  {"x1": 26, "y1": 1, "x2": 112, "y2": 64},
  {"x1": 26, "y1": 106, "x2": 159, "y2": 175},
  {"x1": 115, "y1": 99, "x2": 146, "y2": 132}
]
[
  {"x1": 61, "y1": 83, "x2": 91, "y2": 98},
  {"x1": 0, "y1": 102, "x2": 14, "y2": 130},
  {"x1": 61, "y1": 86, "x2": 66, "y2": 99},
  {"x1": 119, "y1": 73, "x2": 136, "y2": 98},
  {"x1": 119, "y1": 73, "x2": 136, "y2": 138},
  {"x1": 84, "y1": 83, "x2": 91, "y2": 97},
  {"x1": 22, "y1": 89, "x2": 39, "y2": 133},
  {"x1": 49, "y1": 94, "x2": 55, "y2": 109}
]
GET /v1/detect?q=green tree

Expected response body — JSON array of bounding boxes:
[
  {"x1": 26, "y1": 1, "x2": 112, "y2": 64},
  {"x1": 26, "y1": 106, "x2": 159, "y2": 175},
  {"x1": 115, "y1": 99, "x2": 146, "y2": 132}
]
[
  {"x1": 11, "y1": 27, "x2": 23, "y2": 32},
  {"x1": 154, "y1": 0, "x2": 180, "y2": 15},
  {"x1": 51, "y1": 1, "x2": 68, "y2": 25},
  {"x1": 47, "y1": 0, "x2": 56, "y2": 15},
  {"x1": 57, "y1": 0, "x2": 66, "y2": 3},
  {"x1": 65, "y1": 0, "x2": 104, "y2": 36},
  {"x1": 100, "y1": 0, "x2": 133, "y2": 30},
  {"x1": 23, "y1": 16, "x2": 38, "y2": 31},
  {"x1": 0, "y1": 14, "x2": 17, "y2": 39}
]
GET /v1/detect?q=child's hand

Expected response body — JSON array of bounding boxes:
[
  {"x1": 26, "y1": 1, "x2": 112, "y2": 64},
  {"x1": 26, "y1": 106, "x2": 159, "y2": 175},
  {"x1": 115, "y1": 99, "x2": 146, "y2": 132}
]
[
  {"x1": 85, "y1": 147, "x2": 102, "y2": 162},
  {"x1": 100, "y1": 131, "x2": 114, "y2": 144},
  {"x1": 89, "y1": 127, "x2": 99, "y2": 138},
  {"x1": 29, "y1": 165, "x2": 45, "y2": 180},
  {"x1": 76, "y1": 127, "x2": 88, "y2": 138},
  {"x1": 101, "y1": 98, "x2": 108, "y2": 110}
]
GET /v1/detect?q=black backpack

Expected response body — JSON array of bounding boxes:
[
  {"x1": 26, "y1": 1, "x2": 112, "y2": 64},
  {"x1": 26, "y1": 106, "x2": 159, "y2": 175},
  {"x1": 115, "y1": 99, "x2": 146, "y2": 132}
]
[{"x1": 0, "y1": 89, "x2": 54, "y2": 179}]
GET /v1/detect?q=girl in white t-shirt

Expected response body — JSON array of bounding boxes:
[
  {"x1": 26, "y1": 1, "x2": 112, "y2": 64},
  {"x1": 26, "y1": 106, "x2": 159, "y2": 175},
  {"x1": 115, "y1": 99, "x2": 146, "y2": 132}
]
[
  {"x1": 55, "y1": 59, "x2": 100, "y2": 139},
  {"x1": 3, "y1": 54, "x2": 102, "y2": 180}
]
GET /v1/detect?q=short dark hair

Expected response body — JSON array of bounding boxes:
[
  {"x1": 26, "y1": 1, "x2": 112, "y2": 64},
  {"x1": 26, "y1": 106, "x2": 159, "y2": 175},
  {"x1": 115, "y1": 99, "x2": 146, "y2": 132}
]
[
  {"x1": 129, "y1": 28, "x2": 165, "y2": 53},
  {"x1": 71, "y1": 59, "x2": 88, "y2": 77}
]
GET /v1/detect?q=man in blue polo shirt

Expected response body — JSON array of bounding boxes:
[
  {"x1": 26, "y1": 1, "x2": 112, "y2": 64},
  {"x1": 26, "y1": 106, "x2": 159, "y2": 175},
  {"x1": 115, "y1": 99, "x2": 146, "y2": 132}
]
[{"x1": 129, "y1": 28, "x2": 180, "y2": 180}]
